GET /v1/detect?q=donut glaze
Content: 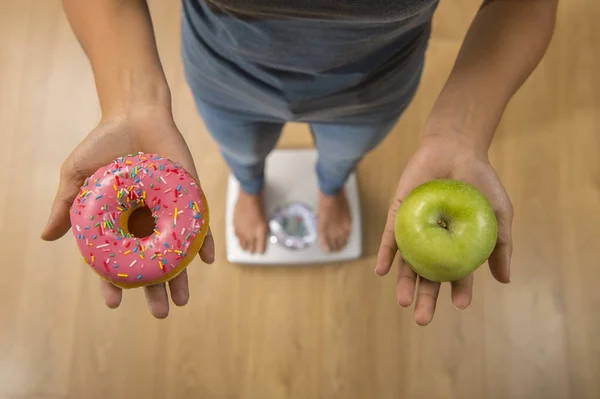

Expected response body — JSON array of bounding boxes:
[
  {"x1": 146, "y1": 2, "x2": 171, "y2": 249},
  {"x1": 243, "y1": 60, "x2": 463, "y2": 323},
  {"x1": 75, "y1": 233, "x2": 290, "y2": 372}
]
[{"x1": 70, "y1": 153, "x2": 209, "y2": 289}]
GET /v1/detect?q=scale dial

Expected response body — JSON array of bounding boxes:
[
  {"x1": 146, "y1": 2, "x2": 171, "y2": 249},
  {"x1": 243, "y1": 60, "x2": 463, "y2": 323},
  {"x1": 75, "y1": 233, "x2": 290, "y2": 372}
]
[{"x1": 269, "y1": 202, "x2": 317, "y2": 250}]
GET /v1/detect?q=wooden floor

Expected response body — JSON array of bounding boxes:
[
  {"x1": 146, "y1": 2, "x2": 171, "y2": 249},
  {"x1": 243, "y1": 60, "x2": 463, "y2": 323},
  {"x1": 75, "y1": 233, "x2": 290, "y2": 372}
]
[{"x1": 1, "y1": 0, "x2": 599, "y2": 398}]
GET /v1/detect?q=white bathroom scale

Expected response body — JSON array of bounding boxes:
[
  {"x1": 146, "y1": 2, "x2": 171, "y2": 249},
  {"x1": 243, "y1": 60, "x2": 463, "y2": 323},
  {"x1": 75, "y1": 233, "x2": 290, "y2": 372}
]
[{"x1": 225, "y1": 149, "x2": 362, "y2": 265}]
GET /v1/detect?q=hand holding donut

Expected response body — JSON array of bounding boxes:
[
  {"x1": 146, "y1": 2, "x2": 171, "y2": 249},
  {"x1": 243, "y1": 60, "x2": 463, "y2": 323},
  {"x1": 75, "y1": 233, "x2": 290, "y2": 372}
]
[{"x1": 42, "y1": 107, "x2": 215, "y2": 318}]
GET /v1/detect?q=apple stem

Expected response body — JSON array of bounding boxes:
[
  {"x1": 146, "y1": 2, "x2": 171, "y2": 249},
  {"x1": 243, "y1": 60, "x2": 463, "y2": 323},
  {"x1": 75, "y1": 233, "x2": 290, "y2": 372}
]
[{"x1": 437, "y1": 219, "x2": 448, "y2": 229}]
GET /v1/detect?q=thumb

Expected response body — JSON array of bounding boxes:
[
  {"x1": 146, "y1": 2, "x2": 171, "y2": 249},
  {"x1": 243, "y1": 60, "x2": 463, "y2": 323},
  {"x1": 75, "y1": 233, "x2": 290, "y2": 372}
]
[
  {"x1": 375, "y1": 196, "x2": 402, "y2": 276},
  {"x1": 42, "y1": 172, "x2": 82, "y2": 241},
  {"x1": 375, "y1": 168, "x2": 436, "y2": 276}
]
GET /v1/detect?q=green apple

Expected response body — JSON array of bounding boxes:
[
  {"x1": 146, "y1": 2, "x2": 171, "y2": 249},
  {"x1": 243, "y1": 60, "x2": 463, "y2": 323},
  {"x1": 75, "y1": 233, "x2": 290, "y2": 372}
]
[{"x1": 394, "y1": 179, "x2": 498, "y2": 282}]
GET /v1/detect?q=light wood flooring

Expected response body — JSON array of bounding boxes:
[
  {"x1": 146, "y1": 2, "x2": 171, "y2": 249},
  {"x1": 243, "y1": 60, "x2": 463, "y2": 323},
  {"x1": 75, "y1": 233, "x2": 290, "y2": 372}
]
[{"x1": 0, "y1": 0, "x2": 599, "y2": 398}]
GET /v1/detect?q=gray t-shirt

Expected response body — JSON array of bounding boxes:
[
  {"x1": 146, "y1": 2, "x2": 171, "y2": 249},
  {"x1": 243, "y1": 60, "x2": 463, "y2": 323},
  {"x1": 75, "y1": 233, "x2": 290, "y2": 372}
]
[{"x1": 181, "y1": 0, "x2": 440, "y2": 121}]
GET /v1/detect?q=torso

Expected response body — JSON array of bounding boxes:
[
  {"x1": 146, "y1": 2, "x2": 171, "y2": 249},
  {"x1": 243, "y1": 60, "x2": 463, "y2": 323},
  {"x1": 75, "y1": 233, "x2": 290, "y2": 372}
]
[{"x1": 181, "y1": 0, "x2": 440, "y2": 120}]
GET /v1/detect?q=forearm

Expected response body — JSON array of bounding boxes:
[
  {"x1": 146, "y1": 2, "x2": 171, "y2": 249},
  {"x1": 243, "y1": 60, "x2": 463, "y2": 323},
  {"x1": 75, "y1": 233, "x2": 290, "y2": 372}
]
[
  {"x1": 422, "y1": 0, "x2": 558, "y2": 154},
  {"x1": 63, "y1": 0, "x2": 170, "y2": 117}
]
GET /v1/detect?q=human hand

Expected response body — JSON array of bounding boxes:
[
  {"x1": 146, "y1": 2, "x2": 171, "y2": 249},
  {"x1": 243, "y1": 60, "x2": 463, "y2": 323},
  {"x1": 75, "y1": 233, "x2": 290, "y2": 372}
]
[
  {"x1": 375, "y1": 135, "x2": 513, "y2": 326},
  {"x1": 41, "y1": 106, "x2": 215, "y2": 318}
]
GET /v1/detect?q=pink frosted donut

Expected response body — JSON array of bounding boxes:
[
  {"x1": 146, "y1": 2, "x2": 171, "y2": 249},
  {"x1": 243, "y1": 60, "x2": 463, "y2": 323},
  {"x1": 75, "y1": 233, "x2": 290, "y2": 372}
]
[{"x1": 70, "y1": 153, "x2": 209, "y2": 289}]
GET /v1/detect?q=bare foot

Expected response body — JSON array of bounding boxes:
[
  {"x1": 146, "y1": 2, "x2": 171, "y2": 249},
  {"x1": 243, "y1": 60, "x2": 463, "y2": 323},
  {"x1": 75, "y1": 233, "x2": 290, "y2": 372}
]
[
  {"x1": 318, "y1": 190, "x2": 351, "y2": 252},
  {"x1": 234, "y1": 190, "x2": 268, "y2": 253}
]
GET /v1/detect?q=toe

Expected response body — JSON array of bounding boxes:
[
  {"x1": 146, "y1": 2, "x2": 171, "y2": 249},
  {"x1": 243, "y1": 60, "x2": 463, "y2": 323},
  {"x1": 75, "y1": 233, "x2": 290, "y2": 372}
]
[
  {"x1": 343, "y1": 223, "x2": 351, "y2": 236},
  {"x1": 234, "y1": 227, "x2": 244, "y2": 248},
  {"x1": 319, "y1": 233, "x2": 331, "y2": 252},
  {"x1": 335, "y1": 235, "x2": 345, "y2": 251},
  {"x1": 327, "y1": 233, "x2": 337, "y2": 252},
  {"x1": 240, "y1": 236, "x2": 249, "y2": 251},
  {"x1": 341, "y1": 228, "x2": 350, "y2": 247},
  {"x1": 256, "y1": 228, "x2": 267, "y2": 254},
  {"x1": 327, "y1": 232, "x2": 338, "y2": 252},
  {"x1": 334, "y1": 227, "x2": 350, "y2": 252},
  {"x1": 335, "y1": 235, "x2": 346, "y2": 251}
]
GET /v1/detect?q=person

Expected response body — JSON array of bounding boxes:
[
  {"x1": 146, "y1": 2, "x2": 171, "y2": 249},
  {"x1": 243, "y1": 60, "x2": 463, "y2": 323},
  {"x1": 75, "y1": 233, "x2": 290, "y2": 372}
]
[{"x1": 42, "y1": 0, "x2": 557, "y2": 324}]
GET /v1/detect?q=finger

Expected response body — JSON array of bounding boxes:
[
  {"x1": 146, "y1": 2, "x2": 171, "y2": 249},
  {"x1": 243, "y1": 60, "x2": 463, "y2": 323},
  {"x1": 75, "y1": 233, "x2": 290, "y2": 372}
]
[
  {"x1": 396, "y1": 257, "x2": 417, "y2": 307},
  {"x1": 375, "y1": 201, "x2": 401, "y2": 276},
  {"x1": 41, "y1": 174, "x2": 82, "y2": 241},
  {"x1": 249, "y1": 235, "x2": 256, "y2": 254},
  {"x1": 199, "y1": 226, "x2": 215, "y2": 264},
  {"x1": 144, "y1": 283, "x2": 170, "y2": 319},
  {"x1": 100, "y1": 280, "x2": 122, "y2": 309},
  {"x1": 414, "y1": 277, "x2": 441, "y2": 326},
  {"x1": 168, "y1": 269, "x2": 190, "y2": 306},
  {"x1": 489, "y1": 202, "x2": 513, "y2": 284},
  {"x1": 450, "y1": 274, "x2": 473, "y2": 310},
  {"x1": 489, "y1": 243, "x2": 511, "y2": 283}
]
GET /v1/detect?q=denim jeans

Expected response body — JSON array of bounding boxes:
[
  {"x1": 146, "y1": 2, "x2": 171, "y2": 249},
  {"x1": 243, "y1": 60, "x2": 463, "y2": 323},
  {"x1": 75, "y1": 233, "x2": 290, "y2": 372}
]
[{"x1": 192, "y1": 98, "x2": 416, "y2": 195}]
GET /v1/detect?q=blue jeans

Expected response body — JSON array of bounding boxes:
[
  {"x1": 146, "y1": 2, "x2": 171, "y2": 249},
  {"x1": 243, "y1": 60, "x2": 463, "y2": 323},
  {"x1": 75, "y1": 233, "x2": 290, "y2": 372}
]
[
  {"x1": 180, "y1": 1, "x2": 429, "y2": 195},
  {"x1": 192, "y1": 99, "x2": 412, "y2": 195}
]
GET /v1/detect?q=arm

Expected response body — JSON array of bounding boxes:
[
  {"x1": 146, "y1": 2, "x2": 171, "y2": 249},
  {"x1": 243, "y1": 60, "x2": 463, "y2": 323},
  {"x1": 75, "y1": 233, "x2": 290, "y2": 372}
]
[
  {"x1": 49, "y1": 1, "x2": 215, "y2": 319},
  {"x1": 62, "y1": 0, "x2": 170, "y2": 117},
  {"x1": 376, "y1": 0, "x2": 558, "y2": 326},
  {"x1": 423, "y1": 0, "x2": 558, "y2": 153}
]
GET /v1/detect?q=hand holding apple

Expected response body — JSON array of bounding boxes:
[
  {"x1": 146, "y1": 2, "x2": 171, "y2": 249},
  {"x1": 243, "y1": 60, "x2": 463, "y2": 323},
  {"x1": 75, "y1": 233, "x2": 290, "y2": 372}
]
[{"x1": 375, "y1": 135, "x2": 513, "y2": 326}]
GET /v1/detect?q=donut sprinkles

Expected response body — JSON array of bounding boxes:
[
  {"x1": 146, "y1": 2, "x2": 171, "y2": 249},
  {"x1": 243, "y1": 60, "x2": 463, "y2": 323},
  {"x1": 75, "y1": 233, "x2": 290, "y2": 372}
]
[{"x1": 70, "y1": 153, "x2": 209, "y2": 289}]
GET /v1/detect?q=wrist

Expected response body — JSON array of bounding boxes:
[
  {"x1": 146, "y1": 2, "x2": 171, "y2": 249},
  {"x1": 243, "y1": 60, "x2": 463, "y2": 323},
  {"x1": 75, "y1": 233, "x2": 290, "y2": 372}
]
[
  {"x1": 96, "y1": 67, "x2": 172, "y2": 120},
  {"x1": 99, "y1": 104, "x2": 176, "y2": 135},
  {"x1": 419, "y1": 129, "x2": 490, "y2": 164},
  {"x1": 420, "y1": 119, "x2": 490, "y2": 158},
  {"x1": 420, "y1": 81, "x2": 503, "y2": 156}
]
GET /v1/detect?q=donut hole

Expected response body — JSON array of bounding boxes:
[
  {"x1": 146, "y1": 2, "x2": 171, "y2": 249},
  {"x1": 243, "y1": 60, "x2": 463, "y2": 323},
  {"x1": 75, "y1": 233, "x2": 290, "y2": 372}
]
[{"x1": 127, "y1": 206, "x2": 155, "y2": 238}]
